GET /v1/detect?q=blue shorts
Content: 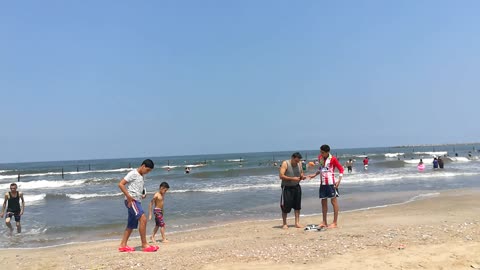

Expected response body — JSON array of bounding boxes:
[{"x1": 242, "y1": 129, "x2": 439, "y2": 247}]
[
  {"x1": 319, "y1": 185, "x2": 339, "y2": 199},
  {"x1": 124, "y1": 200, "x2": 144, "y2": 229}
]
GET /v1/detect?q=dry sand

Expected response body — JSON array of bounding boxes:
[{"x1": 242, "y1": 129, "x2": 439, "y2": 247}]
[{"x1": 1, "y1": 190, "x2": 479, "y2": 270}]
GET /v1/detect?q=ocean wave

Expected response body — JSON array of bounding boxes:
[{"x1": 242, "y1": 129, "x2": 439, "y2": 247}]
[
  {"x1": 170, "y1": 183, "x2": 279, "y2": 193},
  {"x1": 0, "y1": 168, "x2": 132, "y2": 180},
  {"x1": 414, "y1": 151, "x2": 448, "y2": 156},
  {"x1": 0, "y1": 180, "x2": 87, "y2": 190},
  {"x1": 24, "y1": 194, "x2": 47, "y2": 203},
  {"x1": 66, "y1": 193, "x2": 122, "y2": 200},
  {"x1": 385, "y1": 153, "x2": 404, "y2": 158},
  {"x1": 226, "y1": 159, "x2": 244, "y2": 162},
  {"x1": 0, "y1": 170, "x2": 11, "y2": 173}
]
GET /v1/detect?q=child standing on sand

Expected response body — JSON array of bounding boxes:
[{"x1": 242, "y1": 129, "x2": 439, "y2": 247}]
[{"x1": 149, "y1": 182, "x2": 170, "y2": 244}]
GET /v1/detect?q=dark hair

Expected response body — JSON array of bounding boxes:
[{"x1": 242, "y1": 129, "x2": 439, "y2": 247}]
[
  {"x1": 291, "y1": 152, "x2": 302, "y2": 159},
  {"x1": 10, "y1": 183, "x2": 17, "y2": 187},
  {"x1": 141, "y1": 159, "x2": 154, "y2": 169},
  {"x1": 320, "y1": 145, "x2": 330, "y2": 152},
  {"x1": 160, "y1": 182, "x2": 170, "y2": 189}
]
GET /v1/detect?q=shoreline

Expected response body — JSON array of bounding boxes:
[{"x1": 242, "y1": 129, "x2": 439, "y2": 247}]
[
  {"x1": 2, "y1": 188, "x2": 479, "y2": 269},
  {"x1": 0, "y1": 190, "x2": 445, "y2": 251}
]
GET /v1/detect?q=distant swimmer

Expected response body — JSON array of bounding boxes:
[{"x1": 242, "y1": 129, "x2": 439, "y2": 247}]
[
  {"x1": 433, "y1": 158, "x2": 439, "y2": 169},
  {"x1": 273, "y1": 162, "x2": 278, "y2": 167},
  {"x1": 345, "y1": 159, "x2": 354, "y2": 173},
  {"x1": 438, "y1": 156, "x2": 444, "y2": 169},
  {"x1": 363, "y1": 157, "x2": 369, "y2": 171},
  {"x1": 418, "y1": 159, "x2": 425, "y2": 171},
  {"x1": 185, "y1": 167, "x2": 191, "y2": 174}
]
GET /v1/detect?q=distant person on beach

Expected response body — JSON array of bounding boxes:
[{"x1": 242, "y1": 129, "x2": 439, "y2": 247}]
[
  {"x1": 279, "y1": 152, "x2": 306, "y2": 229},
  {"x1": 345, "y1": 159, "x2": 354, "y2": 173},
  {"x1": 433, "y1": 158, "x2": 439, "y2": 169},
  {"x1": 118, "y1": 159, "x2": 157, "y2": 252},
  {"x1": 438, "y1": 157, "x2": 444, "y2": 169},
  {"x1": 0, "y1": 183, "x2": 25, "y2": 233},
  {"x1": 185, "y1": 167, "x2": 191, "y2": 174},
  {"x1": 363, "y1": 157, "x2": 369, "y2": 170},
  {"x1": 308, "y1": 145, "x2": 344, "y2": 229},
  {"x1": 149, "y1": 182, "x2": 170, "y2": 244}
]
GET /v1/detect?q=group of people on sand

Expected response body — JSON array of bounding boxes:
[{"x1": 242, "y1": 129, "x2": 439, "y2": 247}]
[{"x1": 279, "y1": 145, "x2": 343, "y2": 230}]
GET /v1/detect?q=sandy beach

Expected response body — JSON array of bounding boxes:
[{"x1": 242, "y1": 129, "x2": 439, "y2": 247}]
[{"x1": 1, "y1": 189, "x2": 479, "y2": 270}]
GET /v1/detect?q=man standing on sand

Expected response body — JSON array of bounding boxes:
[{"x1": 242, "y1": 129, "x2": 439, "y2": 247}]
[
  {"x1": 279, "y1": 152, "x2": 306, "y2": 229},
  {"x1": 0, "y1": 183, "x2": 25, "y2": 233},
  {"x1": 118, "y1": 159, "x2": 158, "y2": 252},
  {"x1": 308, "y1": 145, "x2": 344, "y2": 229}
]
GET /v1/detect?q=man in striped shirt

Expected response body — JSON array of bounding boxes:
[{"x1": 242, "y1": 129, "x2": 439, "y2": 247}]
[{"x1": 308, "y1": 145, "x2": 344, "y2": 229}]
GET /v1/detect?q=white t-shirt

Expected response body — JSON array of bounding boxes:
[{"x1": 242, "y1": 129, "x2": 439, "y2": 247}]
[{"x1": 124, "y1": 170, "x2": 145, "y2": 201}]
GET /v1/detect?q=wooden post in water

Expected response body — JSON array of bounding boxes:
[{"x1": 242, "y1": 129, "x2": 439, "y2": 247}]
[
  {"x1": 62, "y1": 168, "x2": 64, "y2": 179},
  {"x1": 128, "y1": 163, "x2": 131, "y2": 168},
  {"x1": 88, "y1": 164, "x2": 91, "y2": 171},
  {"x1": 77, "y1": 166, "x2": 79, "y2": 172}
]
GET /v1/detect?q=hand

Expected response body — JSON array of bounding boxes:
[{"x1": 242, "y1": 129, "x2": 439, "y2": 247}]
[
  {"x1": 334, "y1": 182, "x2": 340, "y2": 189},
  {"x1": 127, "y1": 197, "x2": 134, "y2": 208},
  {"x1": 149, "y1": 215, "x2": 152, "y2": 220},
  {"x1": 141, "y1": 194, "x2": 147, "y2": 199}
]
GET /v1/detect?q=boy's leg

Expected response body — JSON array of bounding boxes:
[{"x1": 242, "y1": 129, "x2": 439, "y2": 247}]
[
  {"x1": 160, "y1": 226, "x2": 168, "y2": 242},
  {"x1": 294, "y1": 210, "x2": 302, "y2": 228},
  {"x1": 138, "y1": 214, "x2": 149, "y2": 248},
  {"x1": 329, "y1": 197, "x2": 339, "y2": 228},
  {"x1": 120, "y1": 228, "x2": 133, "y2": 247},
  {"x1": 16, "y1": 221, "x2": 21, "y2": 233},
  {"x1": 320, "y1": 199, "x2": 328, "y2": 227},
  {"x1": 151, "y1": 226, "x2": 159, "y2": 244}
]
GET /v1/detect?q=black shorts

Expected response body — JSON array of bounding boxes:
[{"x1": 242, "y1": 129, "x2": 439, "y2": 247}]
[
  {"x1": 347, "y1": 166, "x2": 352, "y2": 172},
  {"x1": 319, "y1": 185, "x2": 339, "y2": 199},
  {"x1": 6, "y1": 211, "x2": 21, "y2": 222},
  {"x1": 280, "y1": 185, "x2": 302, "y2": 213}
]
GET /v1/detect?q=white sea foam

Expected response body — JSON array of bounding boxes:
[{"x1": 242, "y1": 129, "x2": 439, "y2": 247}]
[
  {"x1": 0, "y1": 180, "x2": 87, "y2": 190},
  {"x1": 0, "y1": 170, "x2": 10, "y2": 173},
  {"x1": 23, "y1": 194, "x2": 47, "y2": 203},
  {"x1": 226, "y1": 159, "x2": 244, "y2": 162},
  {"x1": 404, "y1": 158, "x2": 434, "y2": 164},
  {"x1": 0, "y1": 168, "x2": 132, "y2": 179},
  {"x1": 414, "y1": 151, "x2": 448, "y2": 156},
  {"x1": 66, "y1": 193, "x2": 122, "y2": 200},
  {"x1": 385, "y1": 153, "x2": 404, "y2": 158},
  {"x1": 447, "y1": 157, "x2": 470, "y2": 162}
]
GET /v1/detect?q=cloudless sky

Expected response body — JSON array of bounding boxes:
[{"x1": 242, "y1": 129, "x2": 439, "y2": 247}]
[{"x1": 1, "y1": 0, "x2": 479, "y2": 163}]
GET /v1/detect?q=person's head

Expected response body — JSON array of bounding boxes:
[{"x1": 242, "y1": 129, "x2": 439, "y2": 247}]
[
  {"x1": 138, "y1": 159, "x2": 154, "y2": 175},
  {"x1": 159, "y1": 182, "x2": 170, "y2": 195},
  {"x1": 420, "y1": 159, "x2": 423, "y2": 162},
  {"x1": 320, "y1": 145, "x2": 330, "y2": 158},
  {"x1": 349, "y1": 159, "x2": 352, "y2": 162},
  {"x1": 291, "y1": 152, "x2": 302, "y2": 165},
  {"x1": 10, "y1": 183, "x2": 17, "y2": 192}
]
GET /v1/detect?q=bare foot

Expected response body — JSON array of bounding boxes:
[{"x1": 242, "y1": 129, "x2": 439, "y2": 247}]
[
  {"x1": 150, "y1": 236, "x2": 157, "y2": 244},
  {"x1": 328, "y1": 223, "x2": 338, "y2": 229},
  {"x1": 295, "y1": 224, "x2": 303, "y2": 228},
  {"x1": 318, "y1": 222, "x2": 327, "y2": 228},
  {"x1": 161, "y1": 239, "x2": 169, "y2": 243},
  {"x1": 282, "y1": 224, "x2": 288, "y2": 230}
]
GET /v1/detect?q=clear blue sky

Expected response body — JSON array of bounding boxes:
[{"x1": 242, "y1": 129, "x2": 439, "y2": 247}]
[{"x1": 1, "y1": 1, "x2": 479, "y2": 163}]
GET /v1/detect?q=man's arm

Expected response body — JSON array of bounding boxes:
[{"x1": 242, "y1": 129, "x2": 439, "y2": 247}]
[
  {"x1": 334, "y1": 159, "x2": 344, "y2": 188},
  {"x1": 0, "y1": 193, "x2": 7, "y2": 218},
  {"x1": 279, "y1": 161, "x2": 301, "y2": 182},
  {"x1": 19, "y1": 192, "x2": 25, "y2": 215},
  {"x1": 118, "y1": 179, "x2": 134, "y2": 207}
]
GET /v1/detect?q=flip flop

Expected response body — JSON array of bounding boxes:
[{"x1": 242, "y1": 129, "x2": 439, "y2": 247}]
[
  {"x1": 118, "y1": 246, "x2": 135, "y2": 252},
  {"x1": 142, "y1": 245, "x2": 158, "y2": 252},
  {"x1": 153, "y1": 245, "x2": 159, "y2": 251}
]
